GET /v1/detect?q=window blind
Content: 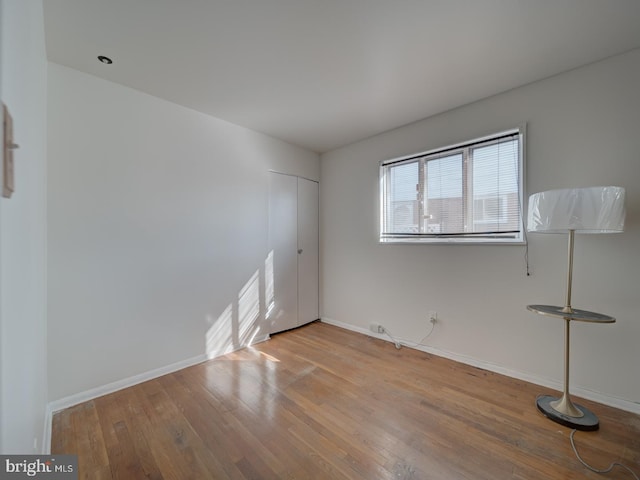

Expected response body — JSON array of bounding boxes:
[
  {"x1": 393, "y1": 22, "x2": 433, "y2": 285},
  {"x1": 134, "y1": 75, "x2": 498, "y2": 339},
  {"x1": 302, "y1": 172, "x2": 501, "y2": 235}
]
[{"x1": 380, "y1": 128, "x2": 524, "y2": 243}]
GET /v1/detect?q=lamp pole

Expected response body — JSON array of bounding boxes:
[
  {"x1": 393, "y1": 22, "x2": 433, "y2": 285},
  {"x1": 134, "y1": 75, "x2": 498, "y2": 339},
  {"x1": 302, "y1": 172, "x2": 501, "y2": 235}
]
[
  {"x1": 550, "y1": 230, "x2": 583, "y2": 418},
  {"x1": 562, "y1": 230, "x2": 574, "y2": 314}
]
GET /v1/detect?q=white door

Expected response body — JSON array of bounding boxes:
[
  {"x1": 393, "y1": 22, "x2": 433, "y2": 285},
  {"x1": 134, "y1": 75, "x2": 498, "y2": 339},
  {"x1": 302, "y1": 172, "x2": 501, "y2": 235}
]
[
  {"x1": 268, "y1": 173, "x2": 319, "y2": 334},
  {"x1": 268, "y1": 173, "x2": 298, "y2": 333},
  {"x1": 297, "y1": 178, "x2": 319, "y2": 325}
]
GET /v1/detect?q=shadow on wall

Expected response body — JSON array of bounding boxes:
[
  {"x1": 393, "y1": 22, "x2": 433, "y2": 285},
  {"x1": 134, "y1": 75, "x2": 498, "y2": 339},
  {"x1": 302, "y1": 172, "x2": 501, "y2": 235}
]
[{"x1": 204, "y1": 251, "x2": 276, "y2": 359}]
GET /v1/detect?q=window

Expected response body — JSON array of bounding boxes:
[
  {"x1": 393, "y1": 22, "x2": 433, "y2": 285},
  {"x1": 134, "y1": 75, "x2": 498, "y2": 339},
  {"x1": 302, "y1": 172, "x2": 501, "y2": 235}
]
[{"x1": 380, "y1": 127, "x2": 525, "y2": 244}]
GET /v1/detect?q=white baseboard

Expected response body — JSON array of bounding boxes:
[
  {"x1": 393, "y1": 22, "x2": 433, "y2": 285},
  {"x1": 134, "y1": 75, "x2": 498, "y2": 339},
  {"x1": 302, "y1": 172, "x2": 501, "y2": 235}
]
[
  {"x1": 47, "y1": 353, "x2": 209, "y2": 415},
  {"x1": 42, "y1": 406, "x2": 52, "y2": 454},
  {"x1": 320, "y1": 317, "x2": 640, "y2": 415},
  {"x1": 44, "y1": 333, "x2": 270, "y2": 453}
]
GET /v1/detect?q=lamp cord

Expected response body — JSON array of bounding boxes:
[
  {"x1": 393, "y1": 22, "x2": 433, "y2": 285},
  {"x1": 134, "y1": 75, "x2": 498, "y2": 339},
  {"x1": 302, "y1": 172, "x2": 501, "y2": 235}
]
[
  {"x1": 381, "y1": 323, "x2": 435, "y2": 350},
  {"x1": 532, "y1": 396, "x2": 638, "y2": 478},
  {"x1": 569, "y1": 429, "x2": 639, "y2": 479}
]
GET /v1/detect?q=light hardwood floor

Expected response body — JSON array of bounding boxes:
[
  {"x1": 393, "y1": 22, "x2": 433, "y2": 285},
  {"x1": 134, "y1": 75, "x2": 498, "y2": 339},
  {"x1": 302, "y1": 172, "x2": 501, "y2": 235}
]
[{"x1": 52, "y1": 321, "x2": 640, "y2": 479}]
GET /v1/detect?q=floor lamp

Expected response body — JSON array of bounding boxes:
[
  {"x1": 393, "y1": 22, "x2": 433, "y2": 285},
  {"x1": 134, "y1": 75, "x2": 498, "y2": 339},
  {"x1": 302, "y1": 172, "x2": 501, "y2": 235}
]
[{"x1": 526, "y1": 186, "x2": 626, "y2": 431}]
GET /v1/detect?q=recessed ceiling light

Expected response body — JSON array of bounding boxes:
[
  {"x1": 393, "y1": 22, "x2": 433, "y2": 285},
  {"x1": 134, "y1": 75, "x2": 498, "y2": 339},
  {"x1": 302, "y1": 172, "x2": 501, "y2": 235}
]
[{"x1": 97, "y1": 55, "x2": 113, "y2": 65}]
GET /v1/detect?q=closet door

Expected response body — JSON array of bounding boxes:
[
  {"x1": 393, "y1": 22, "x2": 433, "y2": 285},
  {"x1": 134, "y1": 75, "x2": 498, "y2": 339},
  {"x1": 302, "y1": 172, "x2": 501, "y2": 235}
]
[
  {"x1": 297, "y1": 177, "x2": 319, "y2": 325},
  {"x1": 268, "y1": 173, "x2": 298, "y2": 333},
  {"x1": 268, "y1": 173, "x2": 319, "y2": 334}
]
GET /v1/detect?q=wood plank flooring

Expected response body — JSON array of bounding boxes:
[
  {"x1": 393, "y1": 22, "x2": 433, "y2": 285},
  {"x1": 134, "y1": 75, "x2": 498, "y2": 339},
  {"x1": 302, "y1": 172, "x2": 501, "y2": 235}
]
[{"x1": 51, "y1": 321, "x2": 640, "y2": 479}]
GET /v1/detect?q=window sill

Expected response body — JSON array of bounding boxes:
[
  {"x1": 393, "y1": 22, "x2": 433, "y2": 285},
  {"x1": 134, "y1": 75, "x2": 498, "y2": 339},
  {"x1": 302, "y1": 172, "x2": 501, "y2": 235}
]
[{"x1": 379, "y1": 237, "x2": 526, "y2": 245}]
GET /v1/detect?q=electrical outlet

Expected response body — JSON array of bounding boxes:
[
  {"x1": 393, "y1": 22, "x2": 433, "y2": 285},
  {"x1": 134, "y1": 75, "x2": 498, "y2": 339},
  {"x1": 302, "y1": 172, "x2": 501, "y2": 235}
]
[
  {"x1": 429, "y1": 311, "x2": 438, "y2": 324},
  {"x1": 369, "y1": 323, "x2": 385, "y2": 333}
]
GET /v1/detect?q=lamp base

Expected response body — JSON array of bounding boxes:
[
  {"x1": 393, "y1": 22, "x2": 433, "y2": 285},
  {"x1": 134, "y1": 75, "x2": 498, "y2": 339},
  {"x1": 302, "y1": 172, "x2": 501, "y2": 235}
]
[{"x1": 536, "y1": 395, "x2": 599, "y2": 431}]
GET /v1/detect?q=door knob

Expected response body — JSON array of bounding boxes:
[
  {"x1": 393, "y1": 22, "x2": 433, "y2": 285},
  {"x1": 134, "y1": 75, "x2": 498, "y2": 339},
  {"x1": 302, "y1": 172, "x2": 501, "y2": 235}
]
[{"x1": 298, "y1": 249, "x2": 303, "y2": 254}]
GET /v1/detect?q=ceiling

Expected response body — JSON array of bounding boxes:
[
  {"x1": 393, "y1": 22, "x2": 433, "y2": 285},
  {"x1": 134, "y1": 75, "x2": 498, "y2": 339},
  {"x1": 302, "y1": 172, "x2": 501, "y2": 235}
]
[{"x1": 43, "y1": 1, "x2": 640, "y2": 153}]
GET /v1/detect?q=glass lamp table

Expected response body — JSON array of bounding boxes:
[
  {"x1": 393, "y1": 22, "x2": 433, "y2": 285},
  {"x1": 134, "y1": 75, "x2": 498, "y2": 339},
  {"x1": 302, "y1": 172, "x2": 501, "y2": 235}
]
[{"x1": 527, "y1": 304, "x2": 615, "y2": 431}]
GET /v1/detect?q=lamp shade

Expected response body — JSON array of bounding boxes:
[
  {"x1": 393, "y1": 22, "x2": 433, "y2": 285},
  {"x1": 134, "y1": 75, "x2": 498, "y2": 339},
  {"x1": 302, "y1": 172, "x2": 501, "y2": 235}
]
[{"x1": 527, "y1": 186, "x2": 625, "y2": 234}]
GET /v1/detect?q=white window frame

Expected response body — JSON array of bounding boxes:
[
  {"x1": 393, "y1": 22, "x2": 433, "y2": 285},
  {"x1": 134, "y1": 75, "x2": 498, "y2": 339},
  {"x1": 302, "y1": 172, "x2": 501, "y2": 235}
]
[{"x1": 379, "y1": 126, "x2": 526, "y2": 244}]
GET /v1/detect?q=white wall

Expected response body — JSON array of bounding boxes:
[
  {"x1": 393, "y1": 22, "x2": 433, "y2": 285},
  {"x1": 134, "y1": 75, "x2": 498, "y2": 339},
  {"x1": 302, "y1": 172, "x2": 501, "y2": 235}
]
[
  {"x1": 47, "y1": 63, "x2": 319, "y2": 402},
  {"x1": 0, "y1": 0, "x2": 48, "y2": 453},
  {"x1": 321, "y1": 49, "x2": 640, "y2": 411}
]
